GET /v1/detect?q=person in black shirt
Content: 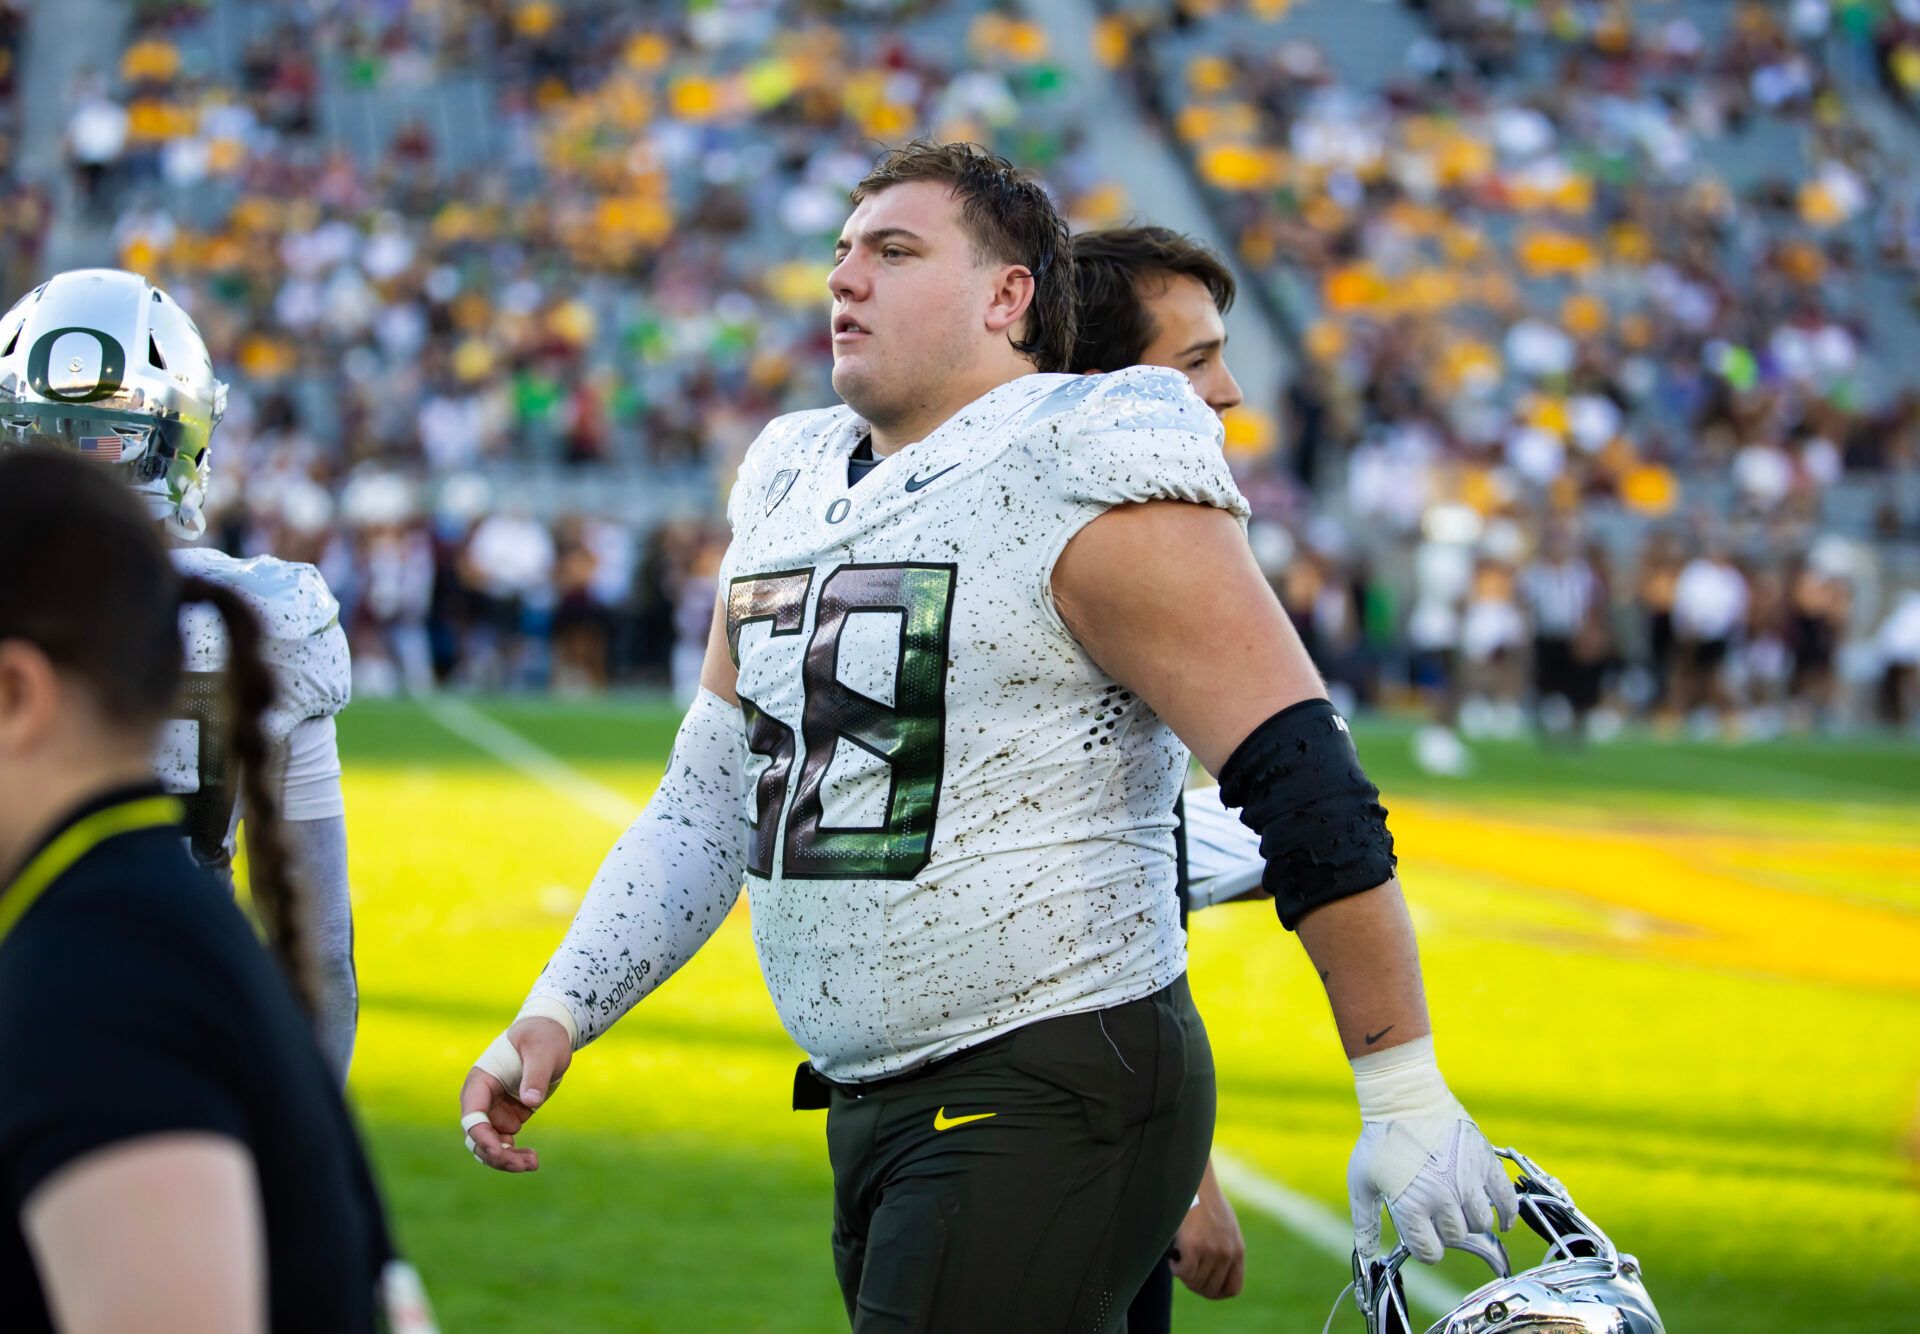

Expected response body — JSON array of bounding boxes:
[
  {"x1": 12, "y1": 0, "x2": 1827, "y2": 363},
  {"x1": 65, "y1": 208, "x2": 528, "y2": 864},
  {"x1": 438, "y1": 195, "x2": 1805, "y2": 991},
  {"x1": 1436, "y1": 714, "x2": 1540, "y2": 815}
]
[{"x1": 0, "y1": 449, "x2": 405, "y2": 1333}]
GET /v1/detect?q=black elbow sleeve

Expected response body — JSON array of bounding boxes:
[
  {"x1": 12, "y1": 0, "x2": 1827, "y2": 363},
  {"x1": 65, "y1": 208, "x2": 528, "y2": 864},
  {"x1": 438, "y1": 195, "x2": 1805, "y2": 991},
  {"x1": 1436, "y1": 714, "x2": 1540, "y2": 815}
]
[{"x1": 1215, "y1": 698, "x2": 1397, "y2": 930}]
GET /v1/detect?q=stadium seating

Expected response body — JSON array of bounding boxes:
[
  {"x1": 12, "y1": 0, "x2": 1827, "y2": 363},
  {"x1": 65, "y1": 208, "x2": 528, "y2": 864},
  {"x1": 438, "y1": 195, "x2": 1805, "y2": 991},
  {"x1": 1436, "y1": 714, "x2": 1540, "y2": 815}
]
[
  {"x1": 1101, "y1": 0, "x2": 1920, "y2": 732},
  {"x1": 20, "y1": 0, "x2": 1918, "y2": 727}
]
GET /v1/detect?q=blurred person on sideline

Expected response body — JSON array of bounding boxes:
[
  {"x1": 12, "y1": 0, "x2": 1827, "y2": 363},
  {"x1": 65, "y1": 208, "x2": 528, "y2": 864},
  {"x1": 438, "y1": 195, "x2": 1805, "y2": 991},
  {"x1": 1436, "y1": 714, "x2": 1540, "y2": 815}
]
[
  {"x1": 1672, "y1": 539, "x2": 1751, "y2": 732},
  {"x1": 1458, "y1": 556, "x2": 1530, "y2": 739},
  {"x1": 1875, "y1": 588, "x2": 1920, "y2": 727},
  {"x1": 1404, "y1": 508, "x2": 1479, "y2": 777},
  {"x1": 64, "y1": 70, "x2": 126, "y2": 220},
  {"x1": 1577, "y1": 538, "x2": 1624, "y2": 742},
  {"x1": 459, "y1": 505, "x2": 555, "y2": 691},
  {"x1": 551, "y1": 516, "x2": 612, "y2": 694},
  {"x1": 0, "y1": 450, "x2": 420, "y2": 1334},
  {"x1": 352, "y1": 519, "x2": 436, "y2": 698},
  {"x1": 461, "y1": 142, "x2": 1513, "y2": 1328},
  {"x1": 1739, "y1": 568, "x2": 1795, "y2": 738},
  {"x1": 1787, "y1": 556, "x2": 1849, "y2": 728},
  {"x1": 1635, "y1": 530, "x2": 1685, "y2": 720},
  {"x1": 0, "y1": 270, "x2": 357, "y2": 1077},
  {"x1": 1519, "y1": 525, "x2": 1600, "y2": 742}
]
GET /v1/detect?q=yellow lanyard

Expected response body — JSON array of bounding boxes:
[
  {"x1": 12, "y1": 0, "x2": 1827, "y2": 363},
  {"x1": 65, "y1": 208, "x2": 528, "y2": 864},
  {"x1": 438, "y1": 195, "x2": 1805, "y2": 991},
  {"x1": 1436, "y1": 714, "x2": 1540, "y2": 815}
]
[{"x1": 0, "y1": 796, "x2": 184, "y2": 949}]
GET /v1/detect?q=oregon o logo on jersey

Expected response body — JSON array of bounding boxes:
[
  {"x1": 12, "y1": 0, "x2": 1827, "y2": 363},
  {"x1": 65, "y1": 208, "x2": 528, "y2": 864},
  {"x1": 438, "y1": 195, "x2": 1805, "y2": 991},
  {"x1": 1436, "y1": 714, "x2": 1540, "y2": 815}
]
[{"x1": 26, "y1": 327, "x2": 128, "y2": 403}]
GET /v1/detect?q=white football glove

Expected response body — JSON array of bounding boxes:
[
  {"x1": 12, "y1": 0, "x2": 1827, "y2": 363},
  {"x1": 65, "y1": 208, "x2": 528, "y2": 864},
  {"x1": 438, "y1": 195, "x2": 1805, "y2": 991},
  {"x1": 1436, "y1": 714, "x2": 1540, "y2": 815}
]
[{"x1": 1347, "y1": 1036, "x2": 1517, "y2": 1264}]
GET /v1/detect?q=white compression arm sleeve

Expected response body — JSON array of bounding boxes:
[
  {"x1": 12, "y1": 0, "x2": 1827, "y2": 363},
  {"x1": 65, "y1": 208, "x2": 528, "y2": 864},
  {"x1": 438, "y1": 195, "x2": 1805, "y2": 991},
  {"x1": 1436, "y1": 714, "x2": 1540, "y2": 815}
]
[
  {"x1": 526, "y1": 688, "x2": 749, "y2": 1046},
  {"x1": 276, "y1": 814, "x2": 356, "y2": 1083}
]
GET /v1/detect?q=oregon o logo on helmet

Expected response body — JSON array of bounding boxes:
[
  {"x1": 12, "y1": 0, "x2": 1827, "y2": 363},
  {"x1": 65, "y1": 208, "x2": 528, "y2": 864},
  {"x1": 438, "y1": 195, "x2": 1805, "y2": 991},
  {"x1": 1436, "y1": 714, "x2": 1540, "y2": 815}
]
[{"x1": 26, "y1": 327, "x2": 127, "y2": 403}]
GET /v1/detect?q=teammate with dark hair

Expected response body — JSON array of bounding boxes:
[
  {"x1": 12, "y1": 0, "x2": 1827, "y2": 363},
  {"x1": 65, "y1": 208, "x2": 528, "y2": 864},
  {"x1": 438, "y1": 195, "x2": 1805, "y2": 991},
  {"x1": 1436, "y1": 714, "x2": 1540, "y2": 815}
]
[
  {"x1": 0, "y1": 449, "x2": 416, "y2": 1334},
  {"x1": 466, "y1": 143, "x2": 1513, "y2": 1329}
]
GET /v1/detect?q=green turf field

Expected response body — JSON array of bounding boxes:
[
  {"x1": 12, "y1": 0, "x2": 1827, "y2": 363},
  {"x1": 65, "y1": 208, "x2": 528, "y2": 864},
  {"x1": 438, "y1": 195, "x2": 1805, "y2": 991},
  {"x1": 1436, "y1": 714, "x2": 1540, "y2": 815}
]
[{"x1": 332, "y1": 697, "x2": 1920, "y2": 1331}]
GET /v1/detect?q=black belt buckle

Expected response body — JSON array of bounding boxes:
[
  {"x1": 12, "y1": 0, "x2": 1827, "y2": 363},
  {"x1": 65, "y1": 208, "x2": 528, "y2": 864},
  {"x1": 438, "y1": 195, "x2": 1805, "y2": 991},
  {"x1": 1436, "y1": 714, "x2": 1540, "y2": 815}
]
[{"x1": 792, "y1": 1060, "x2": 832, "y2": 1111}]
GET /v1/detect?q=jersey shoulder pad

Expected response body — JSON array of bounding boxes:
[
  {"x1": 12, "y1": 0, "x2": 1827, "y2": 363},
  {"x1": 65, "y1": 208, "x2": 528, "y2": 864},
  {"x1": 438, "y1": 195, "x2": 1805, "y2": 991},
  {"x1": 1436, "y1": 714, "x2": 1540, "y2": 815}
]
[
  {"x1": 170, "y1": 547, "x2": 341, "y2": 641},
  {"x1": 726, "y1": 405, "x2": 860, "y2": 533},
  {"x1": 260, "y1": 617, "x2": 351, "y2": 735},
  {"x1": 1032, "y1": 366, "x2": 1249, "y2": 520},
  {"x1": 748, "y1": 404, "x2": 859, "y2": 470}
]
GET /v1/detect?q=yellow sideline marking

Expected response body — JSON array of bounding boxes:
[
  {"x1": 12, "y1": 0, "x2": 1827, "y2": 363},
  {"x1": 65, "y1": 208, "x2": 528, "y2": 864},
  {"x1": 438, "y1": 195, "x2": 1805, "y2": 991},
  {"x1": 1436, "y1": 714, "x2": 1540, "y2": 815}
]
[{"x1": 1392, "y1": 801, "x2": 1920, "y2": 995}]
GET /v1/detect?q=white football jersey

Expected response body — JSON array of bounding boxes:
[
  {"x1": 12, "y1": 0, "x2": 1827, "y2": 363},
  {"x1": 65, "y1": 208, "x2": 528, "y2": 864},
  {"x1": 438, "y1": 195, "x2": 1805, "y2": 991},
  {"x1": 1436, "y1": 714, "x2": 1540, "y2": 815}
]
[
  {"x1": 157, "y1": 547, "x2": 352, "y2": 869},
  {"x1": 721, "y1": 368, "x2": 1249, "y2": 1081},
  {"x1": 1179, "y1": 784, "x2": 1267, "y2": 910}
]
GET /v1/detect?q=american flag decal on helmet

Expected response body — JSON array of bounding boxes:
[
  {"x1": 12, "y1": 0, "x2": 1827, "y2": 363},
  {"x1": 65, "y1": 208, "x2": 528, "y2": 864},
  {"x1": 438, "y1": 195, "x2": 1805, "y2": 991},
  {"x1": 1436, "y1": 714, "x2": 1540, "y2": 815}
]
[{"x1": 77, "y1": 436, "x2": 124, "y2": 462}]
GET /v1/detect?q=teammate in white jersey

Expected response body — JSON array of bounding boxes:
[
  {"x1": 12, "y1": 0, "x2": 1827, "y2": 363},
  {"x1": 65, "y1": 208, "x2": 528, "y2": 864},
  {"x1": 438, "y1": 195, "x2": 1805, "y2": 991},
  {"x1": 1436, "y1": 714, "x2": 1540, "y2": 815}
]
[
  {"x1": 0, "y1": 269, "x2": 357, "y2": 1079},
  {"x1": 463, "y1": 144, "x2": 1513, "y2": 1329}
]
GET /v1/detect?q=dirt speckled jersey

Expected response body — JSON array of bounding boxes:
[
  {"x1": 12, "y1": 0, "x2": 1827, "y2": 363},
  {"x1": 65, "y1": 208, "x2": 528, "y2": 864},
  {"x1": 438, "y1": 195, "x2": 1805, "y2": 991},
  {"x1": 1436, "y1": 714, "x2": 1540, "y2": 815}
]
[
  {"x1": 157, "y1": 547, "x2": 352, "y2": 868},
  {"x1": 721, "y1": 367, "x2": 1249, "y2": 1082}
]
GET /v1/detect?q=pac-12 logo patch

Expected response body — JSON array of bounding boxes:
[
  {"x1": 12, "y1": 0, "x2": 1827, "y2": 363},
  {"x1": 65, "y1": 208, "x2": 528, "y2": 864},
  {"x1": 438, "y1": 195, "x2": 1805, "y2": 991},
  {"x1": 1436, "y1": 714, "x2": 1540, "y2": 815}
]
[{"x1": 766, "y1": 469, "x2": 799, "y2": 515}]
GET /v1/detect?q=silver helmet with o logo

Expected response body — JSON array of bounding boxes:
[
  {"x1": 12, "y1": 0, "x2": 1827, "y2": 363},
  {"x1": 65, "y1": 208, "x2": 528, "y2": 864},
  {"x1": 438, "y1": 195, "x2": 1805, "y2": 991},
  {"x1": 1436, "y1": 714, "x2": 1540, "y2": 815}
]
[
  {"x1": 1341, "y1": 1148, "x2": 1664, "y2": 1334},
  {"x1": 0, "y1": 268, "x2": 228, "y2": 539}
]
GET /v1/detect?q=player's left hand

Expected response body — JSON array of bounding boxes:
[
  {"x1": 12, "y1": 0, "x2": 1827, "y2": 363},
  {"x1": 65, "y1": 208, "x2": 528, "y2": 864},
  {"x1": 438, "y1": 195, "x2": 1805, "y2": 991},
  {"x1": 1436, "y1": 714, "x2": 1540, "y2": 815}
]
[
  {"x1": 1348, "y1": 1114, "x2": 1516, "y2": 1264},
  {"x1": 1346, "y1": 1037, "x2": 1517, "y2": 1264},
  {"x1": 1170, "y1": 1162, "x2": 1245, "y2": 1299}
]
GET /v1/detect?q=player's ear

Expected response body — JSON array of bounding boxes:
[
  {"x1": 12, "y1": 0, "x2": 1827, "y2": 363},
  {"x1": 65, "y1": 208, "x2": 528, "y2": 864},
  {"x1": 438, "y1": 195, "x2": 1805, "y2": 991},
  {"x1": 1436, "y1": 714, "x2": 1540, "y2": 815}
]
[{"x1": 983, "y1": 264, "x2": 1036, "y2": 337}]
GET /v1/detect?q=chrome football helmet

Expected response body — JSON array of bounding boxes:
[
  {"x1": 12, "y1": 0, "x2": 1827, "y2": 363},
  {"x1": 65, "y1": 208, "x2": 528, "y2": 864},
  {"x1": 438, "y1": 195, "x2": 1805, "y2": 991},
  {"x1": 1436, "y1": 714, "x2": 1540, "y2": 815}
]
[
  {"x1": 0, "y1": 269, "x2": 227, "y2": 539},
  {"x1": 1340, "y1": 1148, "x2": 1664, "y2": 1334}
]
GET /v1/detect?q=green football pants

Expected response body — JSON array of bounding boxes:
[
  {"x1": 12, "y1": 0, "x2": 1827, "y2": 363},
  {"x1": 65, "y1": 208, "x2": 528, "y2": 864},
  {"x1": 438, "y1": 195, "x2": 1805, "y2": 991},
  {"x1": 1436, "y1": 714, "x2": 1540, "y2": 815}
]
[{"x1": 803, "y1": 976, "x2": 1215, "y2": 1333}]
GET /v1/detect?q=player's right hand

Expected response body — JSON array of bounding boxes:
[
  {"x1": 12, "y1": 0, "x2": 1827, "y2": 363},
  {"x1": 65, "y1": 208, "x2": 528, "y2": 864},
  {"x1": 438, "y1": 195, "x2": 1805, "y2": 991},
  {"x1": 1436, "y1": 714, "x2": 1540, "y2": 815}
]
[{"x1": 459, "y1": 1016, "x2": 572, "y2": 1173}]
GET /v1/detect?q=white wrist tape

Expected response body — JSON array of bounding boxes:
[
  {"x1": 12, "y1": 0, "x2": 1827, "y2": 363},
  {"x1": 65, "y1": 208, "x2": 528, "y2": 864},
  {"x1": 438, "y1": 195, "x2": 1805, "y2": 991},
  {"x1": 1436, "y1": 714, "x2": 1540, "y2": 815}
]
[
  {"x1": 472, "y1": 999, "x2": 578, "y2": 1099},
  {"x1": 474, "y1": 1034, "x2": 523, "y2": 1092},
  {"x1": 516, "y1": 995, "x2": 581, "y2": 1049},
  {"x1": 1350, "y1": 1035, "x2": 1464, "y2": 1123},
  {"x1": 524, "y1": 688, "x2": 749, "y2": 1045}
]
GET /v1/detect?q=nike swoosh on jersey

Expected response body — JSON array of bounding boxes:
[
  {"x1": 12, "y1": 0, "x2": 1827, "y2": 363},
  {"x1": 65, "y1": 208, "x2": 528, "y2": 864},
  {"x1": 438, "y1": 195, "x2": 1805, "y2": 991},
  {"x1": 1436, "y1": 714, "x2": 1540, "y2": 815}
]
[
  {"x1": 904, "y1": 463, "x2": 963, "y2": 492},
  {"x1": 932, "y1": 1107, "x2": 998, "y2": 1131}
]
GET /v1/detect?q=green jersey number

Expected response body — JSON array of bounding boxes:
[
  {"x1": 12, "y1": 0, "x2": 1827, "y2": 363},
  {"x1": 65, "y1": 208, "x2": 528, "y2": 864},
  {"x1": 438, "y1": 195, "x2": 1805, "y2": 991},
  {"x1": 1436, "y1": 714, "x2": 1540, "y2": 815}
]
[{"x1": 726, "y1": 563, "x2": 957, "y2": 880}]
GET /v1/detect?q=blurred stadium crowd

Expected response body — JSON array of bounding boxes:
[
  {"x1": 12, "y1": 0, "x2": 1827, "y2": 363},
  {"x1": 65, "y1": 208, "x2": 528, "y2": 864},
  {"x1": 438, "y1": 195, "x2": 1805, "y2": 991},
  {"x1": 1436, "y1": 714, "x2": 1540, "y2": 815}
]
[{"x1": 34, "y1": 0, "x2": 1920, "y2": 734}]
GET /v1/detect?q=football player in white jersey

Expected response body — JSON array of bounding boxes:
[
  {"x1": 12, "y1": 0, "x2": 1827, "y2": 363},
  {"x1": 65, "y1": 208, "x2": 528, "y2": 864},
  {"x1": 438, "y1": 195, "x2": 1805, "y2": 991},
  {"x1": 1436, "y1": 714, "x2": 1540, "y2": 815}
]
[
  {"x1": 463, "y1": 143, "x2": 1513, "y2": 1329},
  {"x1": 0, "y1": 269, "x2": 357, "y2": 1080}
]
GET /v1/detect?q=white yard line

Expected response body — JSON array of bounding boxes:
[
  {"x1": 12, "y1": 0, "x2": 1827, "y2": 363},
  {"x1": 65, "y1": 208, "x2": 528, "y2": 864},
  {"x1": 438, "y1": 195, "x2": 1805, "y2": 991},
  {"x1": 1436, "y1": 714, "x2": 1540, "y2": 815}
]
[
  {"x1": 1211, "y1": 1150, "x2": 1467, "y2": 1320},
  {"x1": 420, "y1": 696, "x2": 636, "y2": 829},
  {"x1": 421, "y1": 697, "x2": 1465, "y2": 1321}
]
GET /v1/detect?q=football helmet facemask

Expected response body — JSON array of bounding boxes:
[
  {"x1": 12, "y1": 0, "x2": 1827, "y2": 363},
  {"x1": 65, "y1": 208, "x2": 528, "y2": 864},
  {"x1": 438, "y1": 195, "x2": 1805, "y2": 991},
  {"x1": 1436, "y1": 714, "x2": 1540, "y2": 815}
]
[
  {"x1": 0, "y1": 268, "x2": 227, "y2": 540},
  {"x1": 1338, "y1": 1148, "x2": 1664, "y2": 1334}
]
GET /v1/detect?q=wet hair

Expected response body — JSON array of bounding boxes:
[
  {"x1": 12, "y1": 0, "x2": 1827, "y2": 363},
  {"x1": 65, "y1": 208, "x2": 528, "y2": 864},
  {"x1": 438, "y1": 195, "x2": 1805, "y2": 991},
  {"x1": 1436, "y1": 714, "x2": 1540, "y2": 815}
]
[
  {"x1": 1069, "y1": 226, "x2": 1237, "y2": 373},
  {"x1": 0, "y1": 448, "x2": 315, "y2": 1014},
  {"x1": 850, "y1": 139, "x2": 1077, "y2": 373}
]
